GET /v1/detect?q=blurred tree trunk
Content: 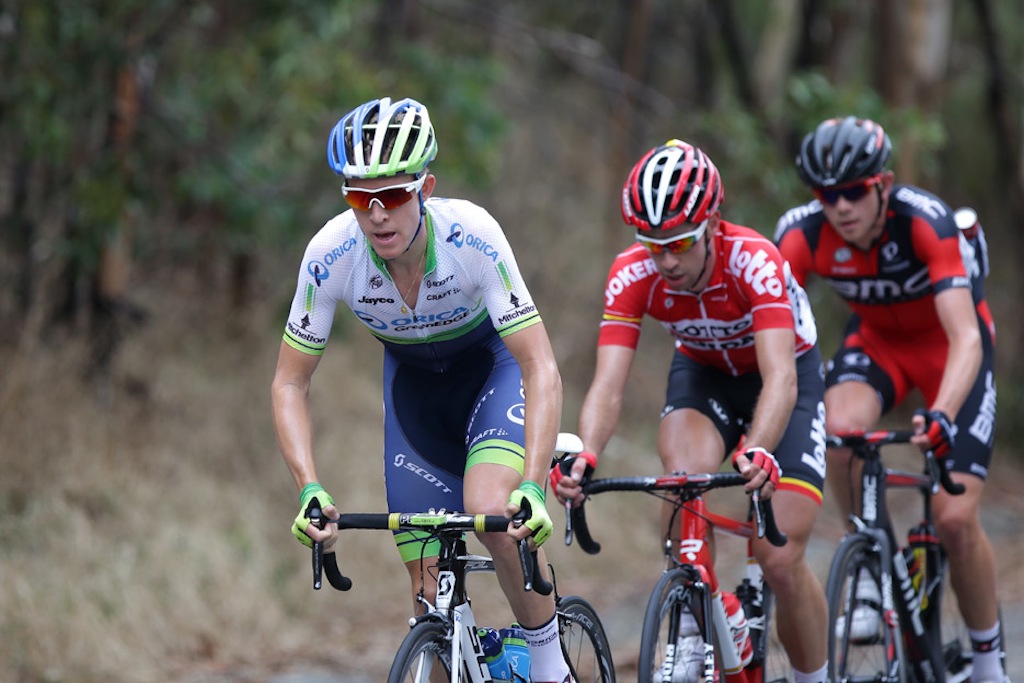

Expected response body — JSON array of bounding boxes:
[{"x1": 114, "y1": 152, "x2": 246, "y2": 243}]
[
  {"x1": 971, "y1": 0, "x2": 1024, "y2": 425},
  {"x1": 90, "y1": 55, "x2": 145, "y2": 377},
  {"x1": 608, "y1": 0, "x2": 652, "y2": 255},
  {"x1": 876, "y1": 0, "x2": 953, "y2": 184},
  {"x1": 972, "y1": 0, "x2": 1024, "y2": 243},
  {"x1": 753, "y1": 0, "x2": 800, "y2": 142}
]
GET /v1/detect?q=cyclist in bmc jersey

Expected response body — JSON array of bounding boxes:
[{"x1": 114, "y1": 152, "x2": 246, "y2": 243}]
[
  {"x1": 551, "y1": 139, "x2": 829, "y2": 683},
  {"x1": 774, "y1": 116, "x2": 1005, "y2": 680},
  {"x1": 271, "y1": 97, "x2": 573, "y2": 683}
]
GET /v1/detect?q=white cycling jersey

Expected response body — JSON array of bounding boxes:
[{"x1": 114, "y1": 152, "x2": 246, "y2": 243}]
[{"x1": 283, "y1": 197, "x2": 541, "y2": 371}]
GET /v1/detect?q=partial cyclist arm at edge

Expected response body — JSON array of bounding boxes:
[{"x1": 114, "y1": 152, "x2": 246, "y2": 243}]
[
  {"x1": 737, "y1": 327, "x2": 797, "y2": 494},
  {"x1": 927, "y1": 287, "x2": 981, "y2": 419},
  {"x1": 502, "y1": 322, "x2": 563, "y2": 535},
  {"x1": 911, "y1": 286, "x2": 982, "y2": 450},
  {"x1": 552, "y1": 344, "x2": 635, "y2": 505},
  {"x1": 271, "y1": 341, "x2": 338, "y2": 544}
]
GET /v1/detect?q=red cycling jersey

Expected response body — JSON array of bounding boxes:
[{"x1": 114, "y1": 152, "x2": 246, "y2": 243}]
[
  {"x1": 774, "y1": 184, "x2": 994, "y2": 341},
  {"x1": 598, "y1": 221, "x2": 817, "y2": 376}
]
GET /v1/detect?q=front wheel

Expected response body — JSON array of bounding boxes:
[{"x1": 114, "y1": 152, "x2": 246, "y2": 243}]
[
  {"x1": 388, "y1": 620, "x2": 454, "y2": 683},
  {"x1": 825, "y1": 533, "x2": 905, "y2": 683},
  {"x1": 558, "y1": 595, "x2": 617, "y2": 683},
  {"x1": 638, "y1": 568, "x2": 712, "y2": 683}
]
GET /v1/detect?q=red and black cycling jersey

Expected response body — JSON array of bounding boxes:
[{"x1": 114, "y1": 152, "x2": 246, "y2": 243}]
[
  {"x1": 774, "y1": 184, "x2": 994, "y2": 338},
  {"x1": 598, "y1": 220, "x2": 817, "y2": 376}
]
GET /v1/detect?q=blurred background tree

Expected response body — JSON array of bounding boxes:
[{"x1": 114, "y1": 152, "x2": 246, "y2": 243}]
[
  {"x1": 1, "y1": 1, "x2": 1022, "y2": 679},
  {"x1": 3, "y1": 0, "x2": 1019, "y2": 432}
]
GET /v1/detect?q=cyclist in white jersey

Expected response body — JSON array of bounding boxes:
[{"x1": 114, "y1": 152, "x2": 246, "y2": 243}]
[{"x1": 271, "y1": 98, "x2": 572, "y2": 683}]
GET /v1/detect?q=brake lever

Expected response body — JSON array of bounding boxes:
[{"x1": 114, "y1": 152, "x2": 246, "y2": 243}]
[{"x1": 309, "y1": 507, "x2": 325, "y2": 590}]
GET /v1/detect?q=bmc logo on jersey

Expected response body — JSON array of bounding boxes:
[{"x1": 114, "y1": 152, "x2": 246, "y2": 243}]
[
  {"x1": 727, "y1": 242, "x2": 783, "y2": 297},
  {"x1": 828, "y1": 266, "x2": 930, "y2": 304}
]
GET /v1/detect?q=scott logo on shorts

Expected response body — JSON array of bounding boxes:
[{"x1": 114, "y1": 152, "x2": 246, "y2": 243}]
[{"x1": 393, "y1": 453, "x2": 453, "y2": 494}]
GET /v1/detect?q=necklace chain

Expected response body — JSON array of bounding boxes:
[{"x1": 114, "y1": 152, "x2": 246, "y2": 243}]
[{"x1": 396, "y1": 246, "x2": 426, "y2": 312}]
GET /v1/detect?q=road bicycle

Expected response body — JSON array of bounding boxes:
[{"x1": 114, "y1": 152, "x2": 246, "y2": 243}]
[
  {"x1": 824, "y1": 430, "x2": 1006, "y2": 683},
  {"x1": 560, "y1": 465, "x2": 792, "y2": 683},
  {"x1": 309, "y1": 434, "x2": 617, "y2": 683}
]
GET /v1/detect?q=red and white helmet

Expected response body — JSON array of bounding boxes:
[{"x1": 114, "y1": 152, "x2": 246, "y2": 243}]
[{"x1": 621, "y1": 139, "x2": 724, "y2": 232}]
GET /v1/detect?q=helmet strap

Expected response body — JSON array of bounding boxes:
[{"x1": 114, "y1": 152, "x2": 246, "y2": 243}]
[
  {"x1": 873, "y1": 183, "x2": 885, "y2": 223},
  {"x1": 687, "y1": 230, "x2": 713, "y2": 293},
  {"x1": 400, "y1": 176, "x2": 428, "y2": 256},
  {"x1": 859, "y1": 183, "x2": 887, "y2": 250}
]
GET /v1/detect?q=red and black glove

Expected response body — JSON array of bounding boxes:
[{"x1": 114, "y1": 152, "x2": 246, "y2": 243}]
[
  {"x1": 549, "y1": 451, "x2": 598, "y2": 490},
  {"x1": 731, "y1": 446, "x2": 782, "y2": 488},
  {"x1": 915, "y1": 408, "x2": 955, "y2": 458}
]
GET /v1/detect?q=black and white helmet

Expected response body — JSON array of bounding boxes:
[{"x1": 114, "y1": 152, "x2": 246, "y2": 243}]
[{"x1": 796, "y1": 116, "x2": 891, "y2": 188}]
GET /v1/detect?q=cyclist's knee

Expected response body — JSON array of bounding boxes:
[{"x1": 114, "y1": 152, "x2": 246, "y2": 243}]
[
  {"x1": 934, "y1": 506, "x2": 985, "y2": 557},
  {"x1": 755, "y1": 539, "x2": 805, "y2": 584},
  {"x1": 760, "y1": 554, "x2": 813, "y2": 598},
  {"x1": 474, "y1": 527, "x2": 517, "y2": 556}
]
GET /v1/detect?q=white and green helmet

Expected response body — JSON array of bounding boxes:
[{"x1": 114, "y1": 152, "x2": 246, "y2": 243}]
[{"x1": 328, "y1": 97, "x2": 438, "y2": 179}]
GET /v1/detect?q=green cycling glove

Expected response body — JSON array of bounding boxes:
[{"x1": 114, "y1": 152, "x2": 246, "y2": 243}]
[
  {"x1": 292, "y1": 482, "x2": 334, "y2": 548},
  {"x1": 508, "y1": 480, "x2": 552, "y2": 546}
]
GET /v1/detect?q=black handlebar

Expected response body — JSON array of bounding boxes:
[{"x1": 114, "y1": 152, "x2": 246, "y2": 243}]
[
  {"x1": 565, "y1": 472, "x2": 788, "y2": 555},
  {"x1": 307, "y1": 509, "x2": 552, "y2": 595},
  {"x1": 826, "y1": 430, "x2": 965, "y2": 496}
]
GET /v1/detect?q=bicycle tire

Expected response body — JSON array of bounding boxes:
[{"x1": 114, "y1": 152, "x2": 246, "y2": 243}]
[
  {"x1": 558, "y1": 594, "x2": 617, "y2": 683},
  {"x1": 757, "y1": 581, "x2": 792, "y2": 683},
  {"x1": 638, "y1": 567, "x2": 712, "y2": 683},
  {"x1": 826, "y1": 533, "x2": 906, "y2": 683},
  {"x1": 388, "y1": 620, "x2": 455, "y2": 683}
]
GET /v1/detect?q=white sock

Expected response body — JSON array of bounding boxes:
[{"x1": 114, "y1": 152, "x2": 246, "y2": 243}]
[
  {"x1": 970, "y1": 622, "x2": 1004, "y2": 683},
  {"x1": 793, "y1": 662, "x2": 829, "y2": 683},
  {"x1": 522, "y1": 614, "x2": 569, "y2": 683}
]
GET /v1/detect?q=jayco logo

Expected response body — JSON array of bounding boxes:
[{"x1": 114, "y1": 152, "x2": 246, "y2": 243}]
[
  {"x1": 727, "y1": 242, "x2": 783, "y2": 297},
  {"x1": 358, "y1": 295, "x2": 395, "y2": 305}
]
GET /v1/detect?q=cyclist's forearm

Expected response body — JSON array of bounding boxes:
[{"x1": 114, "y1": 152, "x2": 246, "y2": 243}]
[
  {"x1": 521, "y1": 361, "x2": 563, "y2": 486},
  {"x1": 272, "y1": 383, "x2": 320, "y2": 490},
  {"x1": 745, "y1": 368, "x2": 796, "y2": 453},
  {"x1": 931, "y1": 287, "x2": 982, "y2": 419},
  {"x1": 577, "y1": 387, "x2": 622, "y2": 458},
  {"x1": 931, "y1": 328, "x2": 981, "y2": 419}
]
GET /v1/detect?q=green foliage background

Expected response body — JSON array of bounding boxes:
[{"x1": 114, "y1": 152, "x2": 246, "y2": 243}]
[{"x1": 1, "y1": 2, "x2": 1022, "y2": 681}]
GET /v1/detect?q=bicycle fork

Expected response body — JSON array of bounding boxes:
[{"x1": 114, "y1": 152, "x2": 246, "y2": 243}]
[{"x1": 854, "y1": 516, "x2": 946, "y2": 683}]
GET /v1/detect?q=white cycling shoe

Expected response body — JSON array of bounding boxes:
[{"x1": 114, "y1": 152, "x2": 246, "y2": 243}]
[
  {"x1": 656, "y1": 611, "x2": 703, "y2": 683},
  {"x1": 835, "y1": 569, "x2": 882, "y2": 644}
]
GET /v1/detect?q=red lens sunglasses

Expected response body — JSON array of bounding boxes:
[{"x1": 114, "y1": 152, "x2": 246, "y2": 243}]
[
  {"x1": 342, "y1": 175, "x2": 426, "y2": 212},
  {"x1": 813, "y1": 175, "x2": 882, "y2": 206}
]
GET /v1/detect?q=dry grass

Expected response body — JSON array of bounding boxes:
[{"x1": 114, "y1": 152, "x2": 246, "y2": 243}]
[
  {"x1": 0, "y1": 242, "x2": 668, "y2": 683},
  {"x1": 2, "y1": 264, "x2": 1021, "y2": 682}
]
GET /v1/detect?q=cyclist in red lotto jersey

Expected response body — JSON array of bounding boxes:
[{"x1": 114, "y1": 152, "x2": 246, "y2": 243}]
[
  {"x1": 775, "y1": 116, "x2": 1005, "y2": 680},
  {"x1": 552, "y1": 139, "x2": 829, "y2": 683}
]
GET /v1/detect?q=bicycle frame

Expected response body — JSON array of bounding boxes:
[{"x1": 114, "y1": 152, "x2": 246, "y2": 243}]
[
  {"x1": 830, "y1": 431, "x2": 963, "y2": 683},
  {"x1": 566, "y1": 471, "x2": 787, "y2": 683},
  {"x1": 311, "y1": 512, "x2": 539, "y2": 683},
  {"x1": 674, "y1": 490, "x2": 769, "y2": 683},
  {"x1": 423, "y1": 534, "x2": 501, "y2": 683}
]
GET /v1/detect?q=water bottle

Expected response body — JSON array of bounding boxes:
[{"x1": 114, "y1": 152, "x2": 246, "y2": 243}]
[
  {"x1": 478, "y1": 627, "x2": 513, "y2": 682},
  {"x1": 908, "y1": 520, "x2": 937, "y2": 610},
  {"x1": 500, "y1": 623, "x2": 531, "y2": 682},
  {"x1": 722, "y1": 590, "x2": 754, "y2": 668}
]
